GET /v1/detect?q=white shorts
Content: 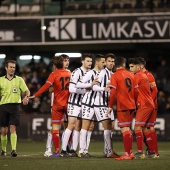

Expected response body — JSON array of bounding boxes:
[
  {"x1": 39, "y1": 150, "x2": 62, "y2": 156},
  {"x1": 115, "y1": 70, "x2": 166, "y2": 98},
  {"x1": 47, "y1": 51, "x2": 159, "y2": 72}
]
[
  {"x1": 81, "y1": 104, "x2": 95, "y2": 120},
  {"x1": 64, "y1": 113, "x2": 68, "y2": 122},
  {"x1": 94, "y1": 106, "x2": 114, "y2": 122},
  {"x1": 109, "y1": 110, "x2": 115, "y2": 121},
  {"x1": 67, "y1": 104, "x2": 82, "y2": 118}
]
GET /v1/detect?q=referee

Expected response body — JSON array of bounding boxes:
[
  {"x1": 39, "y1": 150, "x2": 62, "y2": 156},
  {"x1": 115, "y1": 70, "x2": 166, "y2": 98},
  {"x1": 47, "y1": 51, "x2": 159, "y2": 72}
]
[{"x1": 0, "y1": 60, "x2": 30, "y2": 157}]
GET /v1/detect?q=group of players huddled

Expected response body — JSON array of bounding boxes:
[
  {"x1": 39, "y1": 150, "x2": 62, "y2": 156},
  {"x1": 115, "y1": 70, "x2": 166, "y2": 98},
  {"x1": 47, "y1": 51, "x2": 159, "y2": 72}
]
[{"x1": 29, "y1": 53, "x2": 159, "y2": 160}]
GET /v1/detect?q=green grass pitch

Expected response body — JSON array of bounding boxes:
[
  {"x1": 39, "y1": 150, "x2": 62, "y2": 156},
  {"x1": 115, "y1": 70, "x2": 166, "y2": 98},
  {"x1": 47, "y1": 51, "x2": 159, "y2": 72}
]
[{"x1": 0, "y1": 141, "x2": 170, "y2": 170}]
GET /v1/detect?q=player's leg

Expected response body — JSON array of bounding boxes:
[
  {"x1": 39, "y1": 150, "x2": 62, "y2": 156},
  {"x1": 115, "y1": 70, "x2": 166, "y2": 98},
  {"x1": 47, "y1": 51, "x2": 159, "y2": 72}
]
[
  {"x1": 143, "y1": 109, "x2": 157, "y2": 158},
  {"x1": 84, "y1": 121, "x2": 95, "y2": 157},
  {"x1": 61, "y1": 104, "x2": 80, "y2": 156},
  {"x1": 102, "y1": 120, "x2": 113, "y2": 156},
  {"x1": 109, "y1": 110, "x2": 119, "y2": 157},
  {"x1": 61, "y1": 116, "x2": 77, "y2": 155},
  {"x1": 145, "y1": 109, "x2": 159, "y2": 157},
  {"x1": 44, "y1": 130, "x2": 53, "y2": 157},
  {"x1": 70, "y1": 118, "x2": 82, "y2": 155},
  {"x1": 115, "y1": 126, "x2": 134, "y2": 160},
  {"x1": 78, "y1": 119, "x2": 91, "y2": 157},
  {"x1": 50, "y1": 105, "x2": 64, "y2": 157},
  {"x1": 115, "y1": 110, "x2": 134, "y2": 160},
  {"x1": 134, "y1": 108, "x2": 146, "y2": 159},
  {"x1": 62, "y1": 115, "x2": 72, "y2": 153},
  {"x1": 78, "y1": 105, "x2": 94, "y2": 157}
]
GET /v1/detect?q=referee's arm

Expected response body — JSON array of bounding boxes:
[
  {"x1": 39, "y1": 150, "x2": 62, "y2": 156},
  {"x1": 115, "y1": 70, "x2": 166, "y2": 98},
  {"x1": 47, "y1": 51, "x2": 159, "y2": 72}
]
[{"x1": 24, "y1": 89, "x2": 31, "y2": 98}]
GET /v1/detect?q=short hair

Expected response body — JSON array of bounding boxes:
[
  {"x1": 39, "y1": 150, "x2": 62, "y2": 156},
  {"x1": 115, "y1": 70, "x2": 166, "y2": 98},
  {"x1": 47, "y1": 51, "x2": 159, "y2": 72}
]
[
  {"x1": 61, "y1": 54, "x2": 69, "y2": 60},
  {"x1": 94, "y1": 54, "x2": 105, "y2": 62},
  {"x1": 5, "y1": 60, "x2": 16, "y2": 67},
  {"x1": 128, "y1": 58, "x2": 140, "y2": 65},
  {"x1": 51, "y1": 55, "x2": 63, "y2": 68},
  {"x1": 115, "y1": 56, "x2": 126, "y2": 68},
  {"x1": 81, "y1": 53, "x2": 94, "y2": 61},
  {"x1": 138, "y1": 57, "x2": 146, "y2": 67},
  {"x1": 106, "y1": 53, "x2": 116, "y2": 60}
]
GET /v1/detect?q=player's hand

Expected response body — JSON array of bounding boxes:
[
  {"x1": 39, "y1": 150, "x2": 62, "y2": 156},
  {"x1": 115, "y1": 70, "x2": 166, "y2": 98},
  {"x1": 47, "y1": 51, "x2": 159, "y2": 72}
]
[
  {"x1": 22, "y1": 97, "x2": 29, "y2": 105},
  {"x1": 107, "y1": 107, "x2": 112, "y2": 115},
  {"x1": 85, "y1": 88, "x2": 91, "y2": 93},
  {"x1": 28, "y1": 95, "x2": 35, "y2": 99},
  {"x1": 104, "y1": 87, "x2": 110, "y2": 92},
  {"x1": 91, "y1": 78, "x2": 98, "y2": 86},
  {"x1": 106, "y1": 81, "x2": 110, "y2": 88}
]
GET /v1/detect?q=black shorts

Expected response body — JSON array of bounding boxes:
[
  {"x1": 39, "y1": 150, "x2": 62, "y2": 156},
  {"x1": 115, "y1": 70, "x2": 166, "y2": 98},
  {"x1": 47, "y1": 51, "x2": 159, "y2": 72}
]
[{"x1": 0, "y1": 104, "x2": 21, "y2": 127}]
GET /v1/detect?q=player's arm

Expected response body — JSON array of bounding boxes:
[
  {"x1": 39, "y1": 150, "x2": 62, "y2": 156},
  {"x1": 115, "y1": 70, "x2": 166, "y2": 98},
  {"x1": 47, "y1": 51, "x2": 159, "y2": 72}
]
[
  {"x1": 29, "y1": 74, "x2": 53, "y2": 99},
  {"x1": 29, "y1": 82, "x2": 51, "y2": 99},
  {"x1": 93, "y1": 70, "x2": 109, "y2": 92},
  {"x1": 76, "y1": 71, "x2": 98, "y2": 89},
  {"x1": 134, "y1": 77, "x2": 139, "y2": 104},
  {"x1": 108, "y1": 75, "x2": 117, "y2": 114},
  {"x1": 69, "y1": 70, "x2": 85, "y2": 94},
  {"x1": 49, "y1": 86, "x2": 54, "y2": 93},
  {"x1": 148, "y1": 74, "x2": 158, "y2": 101},
  {"x1": 69, "y1": 82, "x2": 85, "y2": 94}
]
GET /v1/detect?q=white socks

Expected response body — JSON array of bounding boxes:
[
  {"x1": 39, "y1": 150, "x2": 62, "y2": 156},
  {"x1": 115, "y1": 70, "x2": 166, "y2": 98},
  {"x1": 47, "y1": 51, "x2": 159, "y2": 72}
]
[
  {"x1": 79, "y1": 129, "x2": 87, "y2": 153},
  {"x1": 61, "y1": 128, "x2": 72, "y2": 151},
  {"x1": 104, "y1": 130, "x2": 113, "y2": 155},
  {"x1": 46, "y1": 132, "x2": 52, "y2": 152},
  {"x1": 84, "y1": 131, "x2": 92, "y2": 154},
  {"x1": 71, "y1": 130, "x2": 80, "y2": 151}
]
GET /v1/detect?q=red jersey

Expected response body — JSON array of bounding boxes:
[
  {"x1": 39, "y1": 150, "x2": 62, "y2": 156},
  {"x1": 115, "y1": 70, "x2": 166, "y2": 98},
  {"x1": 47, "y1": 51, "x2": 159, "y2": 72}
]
[
  {"x1": 144, "y1": 70, "x2": 158, "y2": 109},
  {"x1": 134, "y1": 70, "x2": 154, "y2": 109},
  {"x1": 47, "y1": 69, "x2": 71, "y2": 107},
  {"x1": 109, "y1": 68, "x2": 135, "y2": 111}
]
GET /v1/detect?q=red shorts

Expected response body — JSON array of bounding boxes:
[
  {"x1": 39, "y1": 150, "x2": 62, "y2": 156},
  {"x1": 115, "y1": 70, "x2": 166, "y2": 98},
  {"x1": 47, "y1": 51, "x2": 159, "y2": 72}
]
[
  {"x1": 135, "y1": 107, "x2": 154, "y2": 127},
  {"x1": 51, "y1": 105, "x2": 67, "y2": 125},
  {"x1": 117, "y1": 110, "x2": 135, "y2": 127},
  {"x1": 153, "y1": 109, "x2": 157, "y2": 124}
]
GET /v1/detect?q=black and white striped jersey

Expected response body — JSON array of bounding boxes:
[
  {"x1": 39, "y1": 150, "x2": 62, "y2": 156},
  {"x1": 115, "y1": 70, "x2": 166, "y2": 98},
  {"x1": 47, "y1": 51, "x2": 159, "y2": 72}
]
[
  {"x1": 68, "y1": 67, "x2": 89, "y2": 106},
  {"x1": 77, "y1": 69, "x2": 101, "y2": 107},
  {"x1": 93, "y1": 67, "x2": 113, "y2": 106}
]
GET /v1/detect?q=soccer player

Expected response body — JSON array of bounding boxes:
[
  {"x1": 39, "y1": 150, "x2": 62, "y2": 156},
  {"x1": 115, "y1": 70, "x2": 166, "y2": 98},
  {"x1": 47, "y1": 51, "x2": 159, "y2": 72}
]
[
  {"x1": 61, "y1": 53, "x2": 95, "y2": 157},
  {"x1": 29, "y1": 55, "x2": 71, "y2": 157},
  {"x1": 44, "y1": 54, "x2": 70, "y2": 157},
  {"x1": 93, "y1": 53, "x2": 119, "y2": 158},
  {"x1": 128, "y1": 58, "x2": 156, "y2": 159},
  {"x1": 0, "y1": 60, "x2": 30, "y2": 157},
  {"x1": 138, "y1": 57, "x2": 159, "y2": 157},
  {"x1": 108, "y1": 56, "x2": 135, "y2": 160},
  {"x1": 76, "y1": 54, "x2": 106, "y2": 157}
]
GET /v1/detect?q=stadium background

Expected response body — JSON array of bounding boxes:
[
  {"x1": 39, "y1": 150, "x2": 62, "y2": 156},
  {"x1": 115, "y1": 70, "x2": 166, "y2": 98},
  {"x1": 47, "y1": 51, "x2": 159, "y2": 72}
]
[{"x1": 0, "y1": 0, "x2": 170, "y2": 141}]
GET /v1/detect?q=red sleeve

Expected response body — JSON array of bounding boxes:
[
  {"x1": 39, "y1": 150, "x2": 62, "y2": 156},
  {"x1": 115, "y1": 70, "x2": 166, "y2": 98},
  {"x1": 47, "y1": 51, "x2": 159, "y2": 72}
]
[
  {"x1": 134, "y1": 87, "x2": 139, "y2": 104},
  {"x1": 134, "y1": 75, "x2": 139, "y2": 104},
  {"x1": 109, "y1": 75, "x2": 116, "y2": 108},
  {"x1": 109, "y1": 88, "x2": 116, "y2": 108},
  {"x1": 151, "y1": 86, "x2": 158, "y2": 101},
  {"x1": 147, "y1": 73, "x2": 158, "y2": 101},
  {"x1": 34, "y1": 83, "x2": 51, "y2": 97}
]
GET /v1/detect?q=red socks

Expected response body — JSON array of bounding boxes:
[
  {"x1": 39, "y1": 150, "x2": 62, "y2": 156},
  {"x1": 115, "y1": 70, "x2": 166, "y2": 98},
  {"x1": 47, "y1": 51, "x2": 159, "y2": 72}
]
[
  {"x1": 135, "y1": 130, "x2": 144, "y2": 152},
  {"x1": 122, "y1": 130, "x2": 133, "y2": 154},
  {"x1": 52, "y1": 130, "x2": 60, "y2": 154},
  {"x1": 144, "y1": 130, "x2": 158, "y2": 153}
]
